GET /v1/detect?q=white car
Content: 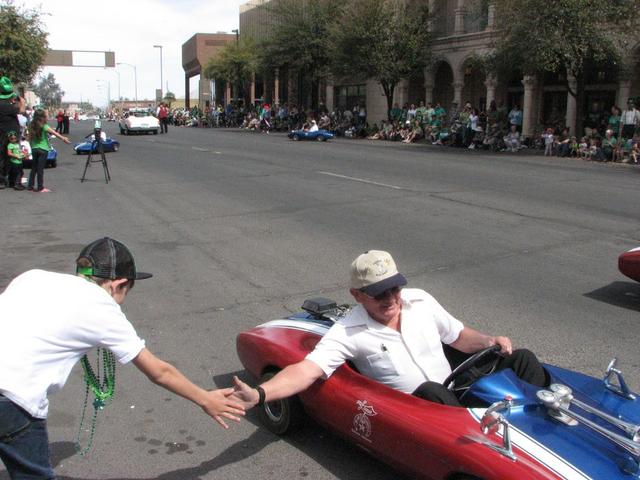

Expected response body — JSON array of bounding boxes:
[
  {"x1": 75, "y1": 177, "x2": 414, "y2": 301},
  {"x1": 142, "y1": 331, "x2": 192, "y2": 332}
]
[{"x1": 119, "y1": 109, "x2": 159, "y2": 135}]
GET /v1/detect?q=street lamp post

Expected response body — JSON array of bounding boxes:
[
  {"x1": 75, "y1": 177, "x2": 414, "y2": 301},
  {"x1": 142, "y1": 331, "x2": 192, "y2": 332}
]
[
  {"x1": 153, "y1": 45, "x2": 163, "y2": 101},
  {"x1": 113, "y1": 70, "x2": 121, "y2": 114},
  {"x1": 116, "y1": 62, "x2": 138, "y2": 108},
  {"x1": 231, "y1": 29, "x2": 240, "y2": 102}
]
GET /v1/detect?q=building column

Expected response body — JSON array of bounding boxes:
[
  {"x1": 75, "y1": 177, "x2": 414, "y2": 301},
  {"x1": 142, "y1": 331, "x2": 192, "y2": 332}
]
[
  {"x1": 185, "y1": 75, "x2": 190, "y2": 110},
  {"x1": 274, "y1": 68, "x2": 280, "y2": 105},
  {"x1": 522, "y1": 75, "x2": 537, "y2": 138},
  {"x1": 484, "y1": 75, "x2": 497, "y2": 107},
  {"x1": 617, "y1": 79, "x2": 632, "y2": 107},
  {"x1": 453, "y1": 81, "x2": 464, "y2": 106},
  {"x1": 454, "y1": 0, "x2": 467, "y2": 35},
  {"x1": 250, "y1": 73, "x2": 256, "y2": 105},
  {"x1": 394, "y1": 79, "x2": 410, "y2": 107},
  {"x1": 487, "y1": 1, "x2": 497, "y2": 30},
  {"x1": 325, "y1": 77, "x2": 334, "y2": 112},
  {"x1": 424, "y1": 68, "x2": 435, "y2": 104},
  {"x1": 199, "y1": 77, "x2": 211, "y2": 109},
  {"x1": 427, "y1": 0, "x2": 436, "y2": 32},
  {"x1": 565, "y1": 74, "x2": 577, "y2": 134}
]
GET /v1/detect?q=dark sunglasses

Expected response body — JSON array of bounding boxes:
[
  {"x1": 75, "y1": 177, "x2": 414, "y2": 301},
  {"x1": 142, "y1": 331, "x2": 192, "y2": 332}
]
[{"x1": 364, "y1": 286, "x2": 401, "y2": 301}]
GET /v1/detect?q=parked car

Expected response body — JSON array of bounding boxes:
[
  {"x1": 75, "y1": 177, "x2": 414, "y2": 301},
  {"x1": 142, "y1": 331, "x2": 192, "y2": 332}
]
[
  {"x1": 288, "y1": 129, "x2": 334, "y2": 141},
  {"x1": 237, "y1": 297, "x2": 640, "y2": 480},
  {"x1": 119, "y1": 108, "x2": 159, "y2": 135},
  {"x1": 74, "y1": 136, "x2": 120, "y2": 154},
  {"x1": 619, "y1": 247, "x2": 640, "y2": 282}
]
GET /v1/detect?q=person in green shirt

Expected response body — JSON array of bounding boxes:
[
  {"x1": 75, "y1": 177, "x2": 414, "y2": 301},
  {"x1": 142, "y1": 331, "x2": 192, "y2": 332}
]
[
  {"x1": 389, "y1": 103, "x2": 402, "y2": 122},
  {"x1": 433, "y1": 103, "x2": 446, "y2": 123},
  {"x1": 6, "y1": 131, "x2": 25, "y2": 190},
  {"x1": 28, "y1": 109, "x2": 70, "y2": 193},
  {"x1": 607, "y1": 106, "x2": 621, "y2": 135},
  {"x1": 415, "y1": 101, "x2": 429, "y2": 137}
]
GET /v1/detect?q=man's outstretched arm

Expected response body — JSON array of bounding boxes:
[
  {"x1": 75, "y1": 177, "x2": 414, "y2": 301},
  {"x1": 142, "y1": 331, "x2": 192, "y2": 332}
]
[
  {"x1": 133, "y1": 348, "x2": 245, "y2": 428},
  {"x1": 231, "y1": 359, "x2": 325, "y2": 409}
]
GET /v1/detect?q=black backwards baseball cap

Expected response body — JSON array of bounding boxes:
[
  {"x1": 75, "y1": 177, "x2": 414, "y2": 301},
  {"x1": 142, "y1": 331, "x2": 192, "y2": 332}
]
[
  {"x1": 350, "y1": 250, "x2": 407, "y2": 297},
  {"x1": 76, "y1": 237, "x2": 152, "y2": 280}
]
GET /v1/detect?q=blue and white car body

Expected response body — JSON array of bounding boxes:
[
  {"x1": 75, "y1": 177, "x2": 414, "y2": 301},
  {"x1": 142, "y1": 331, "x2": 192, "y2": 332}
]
[
  {"x1": 466, "y1": 361, "x2": 640, "y2": 479},
  {"x1": 288, "y1": 129, "x2": 335, "y2": 141}
]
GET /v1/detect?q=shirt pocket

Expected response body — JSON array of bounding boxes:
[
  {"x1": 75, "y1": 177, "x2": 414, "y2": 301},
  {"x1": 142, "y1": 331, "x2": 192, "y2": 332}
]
[{"x1": 366, "y1": 351, "x2": 400, "y2": 379}]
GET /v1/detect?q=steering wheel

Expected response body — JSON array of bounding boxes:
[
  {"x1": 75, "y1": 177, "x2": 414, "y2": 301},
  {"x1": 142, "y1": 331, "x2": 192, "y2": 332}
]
[{"x1": 442, "y1": 344, "x2": 502, "y2": 391}]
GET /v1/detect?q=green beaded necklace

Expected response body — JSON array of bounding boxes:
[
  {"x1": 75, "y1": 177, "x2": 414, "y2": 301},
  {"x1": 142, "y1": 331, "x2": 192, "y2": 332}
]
[{"x1": 75, "y1": 348, "x2": 117, "y2": 455}]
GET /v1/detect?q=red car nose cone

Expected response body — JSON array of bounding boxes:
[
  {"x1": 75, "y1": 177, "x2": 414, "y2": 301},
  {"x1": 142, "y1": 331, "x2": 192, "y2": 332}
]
[{"x1": 619, "y1": 248, "x2": 640, "y2": 282}]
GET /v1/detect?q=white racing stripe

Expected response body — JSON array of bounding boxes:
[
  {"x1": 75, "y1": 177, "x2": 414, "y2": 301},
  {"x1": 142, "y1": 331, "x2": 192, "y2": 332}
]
[
  {"x1": 468, "y1": 408, "x2": 592, "y2": 480},
  {"x1": 317, "y1": 171, "x2": 405, "y2": 190},
  {"x1": 256, "y1": 319, "x2": 330, "y2": 336}
]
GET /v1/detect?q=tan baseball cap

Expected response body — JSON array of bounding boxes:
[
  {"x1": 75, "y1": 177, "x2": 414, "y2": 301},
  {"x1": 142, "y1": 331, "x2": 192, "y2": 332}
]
[{"x1": 350, "y1": 250, "x2": 407, "y2": 296}]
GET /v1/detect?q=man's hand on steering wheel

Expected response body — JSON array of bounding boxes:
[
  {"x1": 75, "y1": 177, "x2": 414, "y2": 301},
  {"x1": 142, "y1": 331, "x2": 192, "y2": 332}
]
[{"x1": 489, "y1": 336, "x2": 512, "y2": 355}]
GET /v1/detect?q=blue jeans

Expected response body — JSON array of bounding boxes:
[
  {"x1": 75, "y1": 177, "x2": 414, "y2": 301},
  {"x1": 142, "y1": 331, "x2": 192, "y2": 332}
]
[{"x1": 0, "y1": 395, "x2": 55, "y2": 479}]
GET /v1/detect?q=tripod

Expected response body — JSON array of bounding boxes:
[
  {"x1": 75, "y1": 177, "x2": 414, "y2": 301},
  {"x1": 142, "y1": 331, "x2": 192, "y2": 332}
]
[{"x1": 81, "y1": 128, "x2": 111, "y2": 183}]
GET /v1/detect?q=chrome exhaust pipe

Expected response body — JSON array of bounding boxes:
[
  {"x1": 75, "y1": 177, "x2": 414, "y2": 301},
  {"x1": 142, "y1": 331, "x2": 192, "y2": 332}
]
[
  {"x1": 537, "y1": 389, "x2": 640, "y2": 461},
  {"x1": 549, "y1": 384, "x2": 640, "y2": 442}
]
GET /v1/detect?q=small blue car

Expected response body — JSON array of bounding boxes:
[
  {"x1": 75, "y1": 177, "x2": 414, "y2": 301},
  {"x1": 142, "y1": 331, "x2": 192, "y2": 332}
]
[
  {"x1": 288, "y1": 129, "x2": 335, "y2": 142},
  {"x1": 74, "y1": 138, "x2": 120, "y2": 155}
]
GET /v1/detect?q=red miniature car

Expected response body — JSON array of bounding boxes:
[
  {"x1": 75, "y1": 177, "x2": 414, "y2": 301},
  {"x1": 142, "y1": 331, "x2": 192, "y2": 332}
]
[
  {"x1": 619, "y1": 247, "x2": 640, "y2": 282},
  {"x1": 237, "y1": 298, "x2": 640, "y2": 480}
]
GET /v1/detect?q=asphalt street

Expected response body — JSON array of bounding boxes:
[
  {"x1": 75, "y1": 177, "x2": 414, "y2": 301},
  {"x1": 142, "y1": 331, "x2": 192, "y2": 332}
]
[{"x1": 2, "y1": 121, "x2": 640, "y2": 479}]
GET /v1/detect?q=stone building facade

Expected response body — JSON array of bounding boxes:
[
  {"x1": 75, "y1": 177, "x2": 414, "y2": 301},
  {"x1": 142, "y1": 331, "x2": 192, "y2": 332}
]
[{"x1": 238, "y1": 0, "x2": 638, "y2": 137}]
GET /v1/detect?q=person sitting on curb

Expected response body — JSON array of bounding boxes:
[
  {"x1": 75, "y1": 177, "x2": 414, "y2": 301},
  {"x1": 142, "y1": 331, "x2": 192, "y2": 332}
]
[
  {"x1": 0, "y1": 238, "x2": 244, "y2": 479},
  {"x1": 230, "y1": 250, "x2": 548, "y2": 410}
]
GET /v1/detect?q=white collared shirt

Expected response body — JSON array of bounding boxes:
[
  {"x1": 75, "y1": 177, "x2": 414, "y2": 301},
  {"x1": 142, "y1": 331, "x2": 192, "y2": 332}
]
[{"x1": 306, "y1": 288, "x2": 464, "y2": 393}]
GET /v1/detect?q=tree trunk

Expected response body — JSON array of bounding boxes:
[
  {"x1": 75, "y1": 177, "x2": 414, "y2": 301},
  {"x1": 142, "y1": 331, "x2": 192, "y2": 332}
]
[
  {"x1": 575, "y1": 74, "x2": 586, "y2": 137},
  {"x1": 311, "y1": 76, "x2": 319, "y2": 114},
  {"x1": 382, "y1": 81, "x2": 396, "y2": 121}
]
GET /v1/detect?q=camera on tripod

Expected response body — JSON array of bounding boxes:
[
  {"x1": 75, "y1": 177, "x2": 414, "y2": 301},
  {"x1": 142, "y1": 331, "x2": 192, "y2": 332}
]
[{"x1": 81, "y1": 120, "x2": 111, "y2": 184}]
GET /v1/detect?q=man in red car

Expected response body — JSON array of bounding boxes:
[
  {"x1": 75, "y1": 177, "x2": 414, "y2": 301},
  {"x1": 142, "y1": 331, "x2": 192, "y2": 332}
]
[{"x1": 232, "y1": 250, "x2": 548, "y2": 408}]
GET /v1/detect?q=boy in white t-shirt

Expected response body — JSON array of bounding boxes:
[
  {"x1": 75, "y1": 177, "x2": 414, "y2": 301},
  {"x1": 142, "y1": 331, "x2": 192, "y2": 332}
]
[{"x1": 0, "y1": 237, "x2": 244, "y2": 479}]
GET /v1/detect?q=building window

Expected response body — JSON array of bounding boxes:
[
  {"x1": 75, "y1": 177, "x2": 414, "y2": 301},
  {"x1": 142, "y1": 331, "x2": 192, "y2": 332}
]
[{"x1": 334, "y1": 84, "x2": 367, "y2": 110}]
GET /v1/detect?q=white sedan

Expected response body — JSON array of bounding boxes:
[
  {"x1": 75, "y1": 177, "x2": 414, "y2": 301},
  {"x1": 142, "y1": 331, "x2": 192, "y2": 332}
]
[{"x1": 119, "y1": 109, "x2": 159, "y2": 135}]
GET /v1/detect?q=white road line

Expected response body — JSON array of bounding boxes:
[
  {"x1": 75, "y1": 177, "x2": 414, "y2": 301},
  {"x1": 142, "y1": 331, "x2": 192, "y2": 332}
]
[
  {"x1": 317, "y1": 171, "x2": 405, "y2": 190},
  {"x1": 192, "y1": 147, "x2": 208, "y2": 151}
]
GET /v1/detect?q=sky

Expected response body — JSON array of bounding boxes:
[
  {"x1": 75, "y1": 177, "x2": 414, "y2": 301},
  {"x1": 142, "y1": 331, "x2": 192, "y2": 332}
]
[{"x1": 21, "y1": 0, "x2": 248, "y2": 107}]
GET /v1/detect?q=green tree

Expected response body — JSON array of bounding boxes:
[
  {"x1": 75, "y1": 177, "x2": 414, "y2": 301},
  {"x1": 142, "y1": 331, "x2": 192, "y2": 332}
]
[
  {"x1": 330, "y1": 0, "x2": 431, "y2": 119},
  {"x1": 163, "y1": 91, "x2": 176, "y2": 105},
  {"x1": 203, "y1": 39, "x2": 257, "y2": 106},
  {"x1": 259, "y1": 0, "x2": 342, "y2": 109},
  {"x1": 489, "y1": 0, "x2": 640, "y2": 134},
  {"x1": 0, "y1": 1, "x2": 48, "y2": 84},
  {"x1": 32, "y1": 73, "x2": 64, "y2": 107}
]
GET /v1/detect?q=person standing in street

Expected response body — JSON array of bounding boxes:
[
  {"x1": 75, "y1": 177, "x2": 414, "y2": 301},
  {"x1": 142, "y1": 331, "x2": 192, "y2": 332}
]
[
  {"x1": 54, "y1": 110, "x2": 64, "y2": 133},
  {"x1": 158, "y1": 102, "x2": 169, "y2": 133},
  {"x1": 0, "y1": 237, "x2": 245, "y2": 480},
  {"x1": 27, "y1": 110, "x2": 70, "y2": 193},
  {"x1": 0, "y1": 77, "x2": 25, "y2": 190},
  {"x1": 62, "y1": 110, "x2": 70, "y2": 134}
]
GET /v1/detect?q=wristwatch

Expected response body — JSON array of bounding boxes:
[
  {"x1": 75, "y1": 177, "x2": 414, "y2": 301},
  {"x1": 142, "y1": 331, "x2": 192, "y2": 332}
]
[{"x1": 255, "y1": 385, "x2": 266, "y2": 406}]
